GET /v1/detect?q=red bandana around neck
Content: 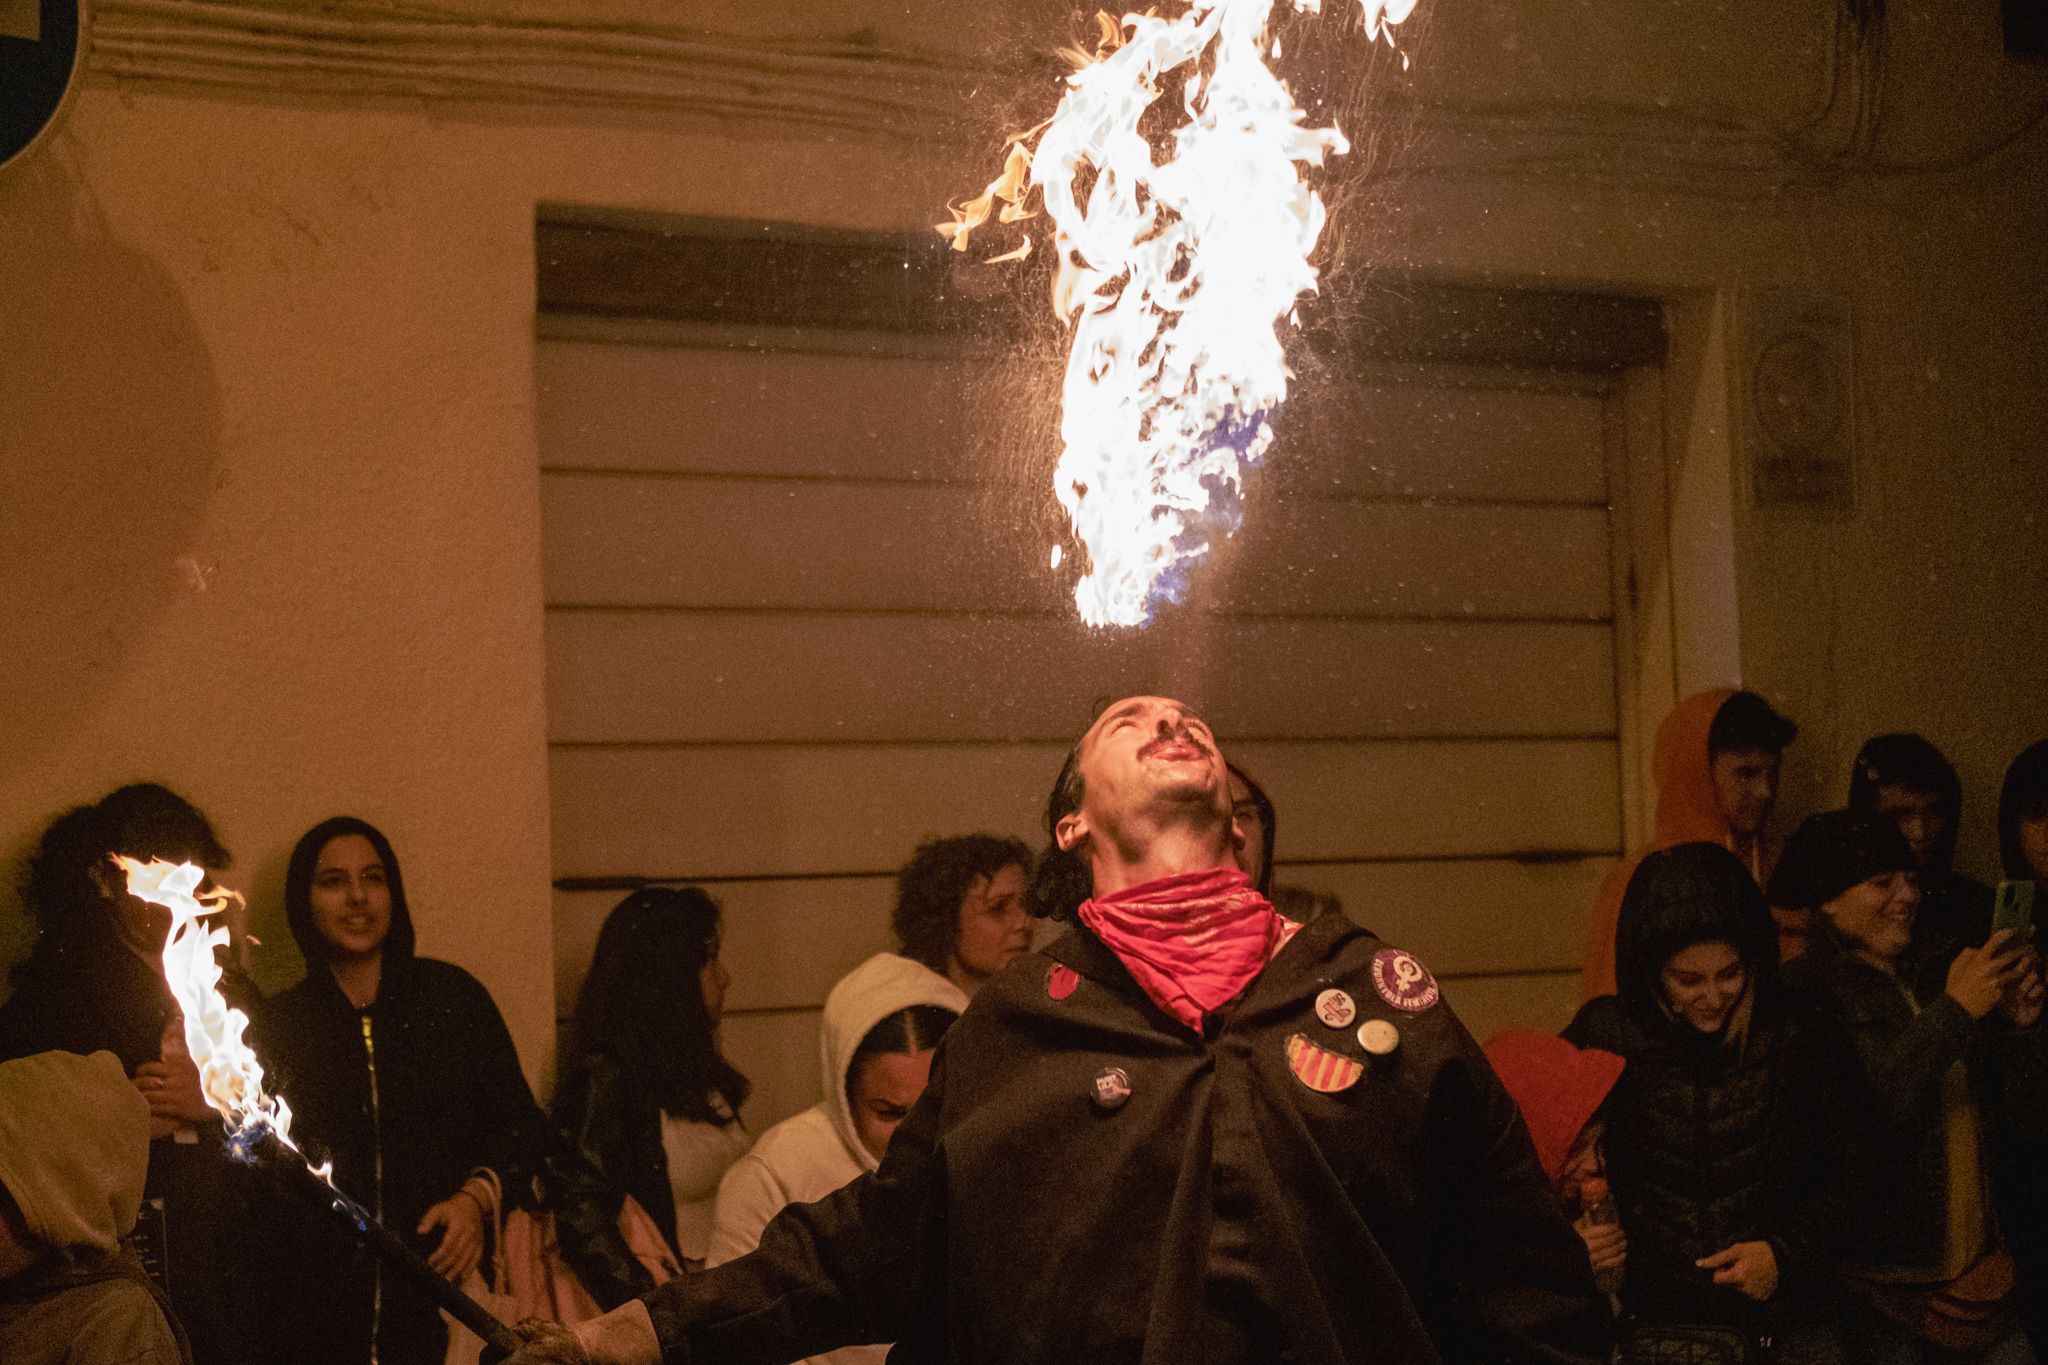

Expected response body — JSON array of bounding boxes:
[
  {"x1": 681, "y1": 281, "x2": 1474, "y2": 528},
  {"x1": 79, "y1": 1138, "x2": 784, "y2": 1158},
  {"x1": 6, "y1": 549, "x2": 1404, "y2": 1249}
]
[{"x1": 1077, "y1": 866, "x2": 1295, "y2": 1032}]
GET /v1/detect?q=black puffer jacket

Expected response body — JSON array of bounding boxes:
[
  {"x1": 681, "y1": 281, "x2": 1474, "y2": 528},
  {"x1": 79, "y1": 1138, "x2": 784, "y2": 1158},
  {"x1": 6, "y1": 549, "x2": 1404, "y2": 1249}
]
[{"x1": 1565, "y1": 843, "x2": 1857, "y2": 1337}]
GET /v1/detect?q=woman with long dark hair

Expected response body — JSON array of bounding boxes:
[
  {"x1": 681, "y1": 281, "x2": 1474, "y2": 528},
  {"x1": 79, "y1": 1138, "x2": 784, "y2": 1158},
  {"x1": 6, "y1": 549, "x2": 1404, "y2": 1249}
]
[
  {"x1": 553, "y1": 886, "x2": 752, "y2": 1268},
  {"x1": 253, "y1": 816, "x2": 643, "y2": 1365}
]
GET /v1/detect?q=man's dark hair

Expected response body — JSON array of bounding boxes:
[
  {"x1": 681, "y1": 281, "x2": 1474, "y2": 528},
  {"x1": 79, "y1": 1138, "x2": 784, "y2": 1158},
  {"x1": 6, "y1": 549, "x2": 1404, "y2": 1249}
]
[
  {"x1": 94, "y1": 783, "x2": 231, "y2": 873},
  {"x1": 20, "y1": 803, "x2": 113, "y2": 950},
  {"x1": 1227, "y1": 761, "x2": 1277, "y2": 897},
  {"x1": 1708, "y1": 691, "x2": 1798, "y2": 757},
  {"x1": 1029, "y1": 738, "x2": 1092, "y2": 922},
  {"x1": 846, "y1": 1005, "x2": 958, "y2": 1101},
  {"x1": 892, "y1": 835, "x2": 1034, "y2": 973},
  {"x1": 1848, "y1": 733, "x2": 1963, "y2": 872},
  {"x1": 20, "y1": 784, "x2": 230, "y2": 959},
  {"x1": 570, "y1": 886, "x2": 749, "y2": 1124}
]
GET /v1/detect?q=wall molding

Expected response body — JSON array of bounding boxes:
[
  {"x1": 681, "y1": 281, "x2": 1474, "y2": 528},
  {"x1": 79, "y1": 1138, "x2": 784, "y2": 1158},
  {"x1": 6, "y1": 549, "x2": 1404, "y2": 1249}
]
[
  {"x1": 87, "y1": 0, "x2": 995, "y2": 136},
  {"x1": 87, "y1": 0, "x2": 1864, "y2": 193}
]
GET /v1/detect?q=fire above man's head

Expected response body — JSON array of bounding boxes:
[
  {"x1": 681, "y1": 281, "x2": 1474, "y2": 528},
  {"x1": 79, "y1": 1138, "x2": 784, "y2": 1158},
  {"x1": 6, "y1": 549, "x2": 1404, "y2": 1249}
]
[{"x1": 941, "y1": 0, "x2": 1416, "y2": 628}]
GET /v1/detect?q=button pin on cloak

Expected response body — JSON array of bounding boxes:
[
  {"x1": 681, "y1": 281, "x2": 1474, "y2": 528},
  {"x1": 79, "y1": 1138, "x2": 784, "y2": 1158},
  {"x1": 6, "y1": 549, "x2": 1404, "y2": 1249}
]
[{"x1": 1091, "y1": 1066, "x2": 1132, "y2": 1110}]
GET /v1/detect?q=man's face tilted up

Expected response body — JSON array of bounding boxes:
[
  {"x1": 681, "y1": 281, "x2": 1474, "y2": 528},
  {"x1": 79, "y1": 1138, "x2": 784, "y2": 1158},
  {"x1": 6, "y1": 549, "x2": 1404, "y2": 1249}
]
[{"x1": 1054, "y1": 696, "x2": 1238, "y2": 875}]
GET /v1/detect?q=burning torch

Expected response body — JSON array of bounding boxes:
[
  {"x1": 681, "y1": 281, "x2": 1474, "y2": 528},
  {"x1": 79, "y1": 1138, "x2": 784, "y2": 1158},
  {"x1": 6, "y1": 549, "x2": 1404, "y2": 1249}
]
[{"x1": 121, "y1": 856, "x2": 522, "y2": 1356}]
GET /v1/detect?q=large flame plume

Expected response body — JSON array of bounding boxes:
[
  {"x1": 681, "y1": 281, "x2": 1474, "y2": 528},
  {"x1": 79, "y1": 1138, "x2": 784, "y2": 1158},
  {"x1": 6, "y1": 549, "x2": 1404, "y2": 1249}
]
[
  {"x1": 121, "y1": 857, "x2": 324, "y2": 1177},
  {"x1": 941, "y1": 0, "x2": 1415, "y2": 627}
]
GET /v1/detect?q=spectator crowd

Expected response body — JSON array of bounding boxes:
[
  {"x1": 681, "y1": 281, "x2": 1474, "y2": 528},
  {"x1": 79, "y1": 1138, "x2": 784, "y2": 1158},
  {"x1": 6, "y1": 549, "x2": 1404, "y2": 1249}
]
[{"x1": 1, "y1": 688, "x2": 2045, "y2": 1365}]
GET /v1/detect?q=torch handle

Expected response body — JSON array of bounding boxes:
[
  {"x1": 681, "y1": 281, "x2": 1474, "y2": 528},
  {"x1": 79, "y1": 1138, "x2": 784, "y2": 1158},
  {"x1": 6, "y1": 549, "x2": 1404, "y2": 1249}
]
[
  {"x1": 335, "y1": 1188, "x2": 524, "y2": 1353},
  {"x1": 276, "y1": 1158, "x2": 523, "y2": 1354}
]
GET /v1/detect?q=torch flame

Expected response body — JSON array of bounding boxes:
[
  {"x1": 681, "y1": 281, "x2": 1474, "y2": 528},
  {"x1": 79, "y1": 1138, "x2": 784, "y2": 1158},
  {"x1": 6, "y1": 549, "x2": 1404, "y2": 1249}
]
[
  {"x1": 942, "y1": 0, "x2": 1414, "y2": 627},
  {"x1": 120, "y1": 857, "x2": 326, "y2": 1180}
]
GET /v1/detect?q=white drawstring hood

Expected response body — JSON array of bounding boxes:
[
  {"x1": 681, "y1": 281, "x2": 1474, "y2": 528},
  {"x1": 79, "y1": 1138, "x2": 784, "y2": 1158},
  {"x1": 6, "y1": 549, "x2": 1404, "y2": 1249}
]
[
  {"x1": 818, "y1": 952, "x2": 968, "y2": 1174},
  {"x1": 705, "y1": 953, "x2": 964, "y2": 1290}
]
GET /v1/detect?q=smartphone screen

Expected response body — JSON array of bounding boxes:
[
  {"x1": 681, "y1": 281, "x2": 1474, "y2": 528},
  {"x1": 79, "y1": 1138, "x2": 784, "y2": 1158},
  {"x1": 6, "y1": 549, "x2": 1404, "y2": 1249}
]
[{"x1": 1994, "y1": 880, "x2": 2037, "y2": 936}]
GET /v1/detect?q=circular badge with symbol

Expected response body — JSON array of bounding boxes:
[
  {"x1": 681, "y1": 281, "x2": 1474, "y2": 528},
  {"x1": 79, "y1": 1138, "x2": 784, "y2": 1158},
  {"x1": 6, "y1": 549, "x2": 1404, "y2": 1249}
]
[
  {"x1": 1313, "y1": 988, "x2": 1357, "y2": 1029},
  {"x1": 1090, "y1": 1066, "x2": 1132, "y2": 1111},
  {"x1": 1370, "y1": 949, "x2": 1440, "y2": 1013}
]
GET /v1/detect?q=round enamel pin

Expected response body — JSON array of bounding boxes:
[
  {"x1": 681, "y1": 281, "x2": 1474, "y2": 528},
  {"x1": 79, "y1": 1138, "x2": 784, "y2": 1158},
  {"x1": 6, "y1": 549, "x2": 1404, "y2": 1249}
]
[
  {"x1": 1285, "y1": 1033, "x2": 1364, "y2": 1093},
  {"x1": 1371, "y1": 949, "x2": 1440, "y2": 1013},
  {"x1": 1313, "y1": 988, "x2": 1357, "y2": 1029},
  {"x1": 1047, "y1": 964, "x2": 1080, "y2": 1001},
  {"x1": 1091, "y1": 1066, "x2": 1132, "y2": 1110},
  {"x1": 1357, "y1": 1019, "x2": 1401, "y2": 1056}
]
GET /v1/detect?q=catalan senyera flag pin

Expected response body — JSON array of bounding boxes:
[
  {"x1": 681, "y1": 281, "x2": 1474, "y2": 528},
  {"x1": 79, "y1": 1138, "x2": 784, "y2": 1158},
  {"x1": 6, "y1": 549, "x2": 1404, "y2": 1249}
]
[{"x1": 1285, "y1": 1032, "x2": 1364, "y2": 1094}]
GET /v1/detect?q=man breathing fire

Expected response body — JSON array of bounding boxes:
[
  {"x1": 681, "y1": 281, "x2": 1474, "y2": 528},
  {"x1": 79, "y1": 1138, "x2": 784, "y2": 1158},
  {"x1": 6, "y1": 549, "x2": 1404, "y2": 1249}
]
[{"x1": 503, "y1": 696, "x2": 1610, "y2": 1364}]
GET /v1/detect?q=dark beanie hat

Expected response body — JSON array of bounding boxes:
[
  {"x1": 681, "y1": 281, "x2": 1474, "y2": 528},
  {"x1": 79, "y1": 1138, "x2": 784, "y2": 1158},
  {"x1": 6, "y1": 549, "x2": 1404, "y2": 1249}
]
[{"x1": 1767, "y1": 810, "x2": 1916, "y2": 910}]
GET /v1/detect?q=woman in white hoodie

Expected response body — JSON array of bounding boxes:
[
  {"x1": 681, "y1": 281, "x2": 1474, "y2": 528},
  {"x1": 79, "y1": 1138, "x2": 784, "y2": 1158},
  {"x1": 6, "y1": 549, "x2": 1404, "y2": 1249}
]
[{"x1": 704, "y1": 953, "x2": 966, "y2": 1364}]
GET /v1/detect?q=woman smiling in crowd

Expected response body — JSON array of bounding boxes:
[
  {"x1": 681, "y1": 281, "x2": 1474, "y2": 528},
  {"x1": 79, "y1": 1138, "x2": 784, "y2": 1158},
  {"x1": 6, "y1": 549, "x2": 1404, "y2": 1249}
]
[
  {"x1": 1775, "y1": 810, "x2": 2048, "y2": 1365},
  {"x1": 890, "y1": 835, "x2": 1034, "y2": 997},
  {"x1": 254, "y1": 817, "x2": 640, "y2": 1365},
  {"x1": 1567, "y1": 842, "x2": 1855, "y2": 1362}
]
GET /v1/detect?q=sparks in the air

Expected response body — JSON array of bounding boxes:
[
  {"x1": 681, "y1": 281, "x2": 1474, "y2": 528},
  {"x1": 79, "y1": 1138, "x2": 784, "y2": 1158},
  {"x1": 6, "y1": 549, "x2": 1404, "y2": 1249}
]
[
  {"x1": 942, "y1": 0, "x2": 1415, "y2": 627},
  {"x1": 121, "y1": 856, "x2": 327, "y2": 1179}
]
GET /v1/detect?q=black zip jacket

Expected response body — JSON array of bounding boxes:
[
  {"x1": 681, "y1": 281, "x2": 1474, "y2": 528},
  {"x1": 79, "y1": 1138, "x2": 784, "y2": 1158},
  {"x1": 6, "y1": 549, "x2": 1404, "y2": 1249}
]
[
  {"x1": 1562, "y1": 839, "x2": 1859, "y2": 1338},
  {"x1": 252, "y1": 955, "x2": 551, "y2": 1364},
  {"x1": 250, "y1": 960, "x2": 653, "y2": 1363},
  {"x1": 637, "y1": 912, "x2": 1611, "y2": 1364}
]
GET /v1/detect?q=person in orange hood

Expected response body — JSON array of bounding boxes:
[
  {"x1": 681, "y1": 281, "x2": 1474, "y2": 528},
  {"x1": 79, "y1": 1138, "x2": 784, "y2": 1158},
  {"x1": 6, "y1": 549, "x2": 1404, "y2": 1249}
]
[{"x1": 1582, "y1": 689, "x2": 1798, "y2": 999}]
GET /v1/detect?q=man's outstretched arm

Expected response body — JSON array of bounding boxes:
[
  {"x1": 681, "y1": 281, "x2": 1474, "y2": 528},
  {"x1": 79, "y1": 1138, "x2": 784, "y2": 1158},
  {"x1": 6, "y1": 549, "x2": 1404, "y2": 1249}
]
[{"x1": 498, "y1": 1054, "x2": 947, "y2": 1365}]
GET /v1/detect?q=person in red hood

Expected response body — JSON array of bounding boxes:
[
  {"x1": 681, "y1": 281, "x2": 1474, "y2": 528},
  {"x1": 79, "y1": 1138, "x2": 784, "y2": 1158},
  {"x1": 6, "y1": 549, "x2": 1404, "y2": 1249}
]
[
  {"x1": 494, "y1": 695, "x2": 1612, "y2": 1365},
  {"x1": 1483, "y1": 1031, "x2": 1628, "y2": 1290},
  {"x1": 1582, "y1": 689, "x2": 1799, "y2": 999}
]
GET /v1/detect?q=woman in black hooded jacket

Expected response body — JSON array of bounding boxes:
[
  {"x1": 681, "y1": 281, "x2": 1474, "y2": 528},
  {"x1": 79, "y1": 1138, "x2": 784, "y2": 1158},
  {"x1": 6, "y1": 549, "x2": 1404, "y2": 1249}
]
[
  {"x1": 1850, "y1": 733, "x2": 1994, "y2": 948},
  {"x1": 1566, "y1": 842, "x2": 1856, "y2": 1362},
  {"x1": 251, "y1": 817, "x2": 649, "y2": 1365}
]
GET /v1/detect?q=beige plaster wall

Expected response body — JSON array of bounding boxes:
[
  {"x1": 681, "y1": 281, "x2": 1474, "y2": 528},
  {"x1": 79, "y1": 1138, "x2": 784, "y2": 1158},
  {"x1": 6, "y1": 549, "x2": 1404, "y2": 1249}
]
[
  {"x1": 3, "y1": 0, "x2": 2045, "y2": 1087},
  {"x1": 0, "y1": 88, "x2": 969, "y2": 1087}
]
